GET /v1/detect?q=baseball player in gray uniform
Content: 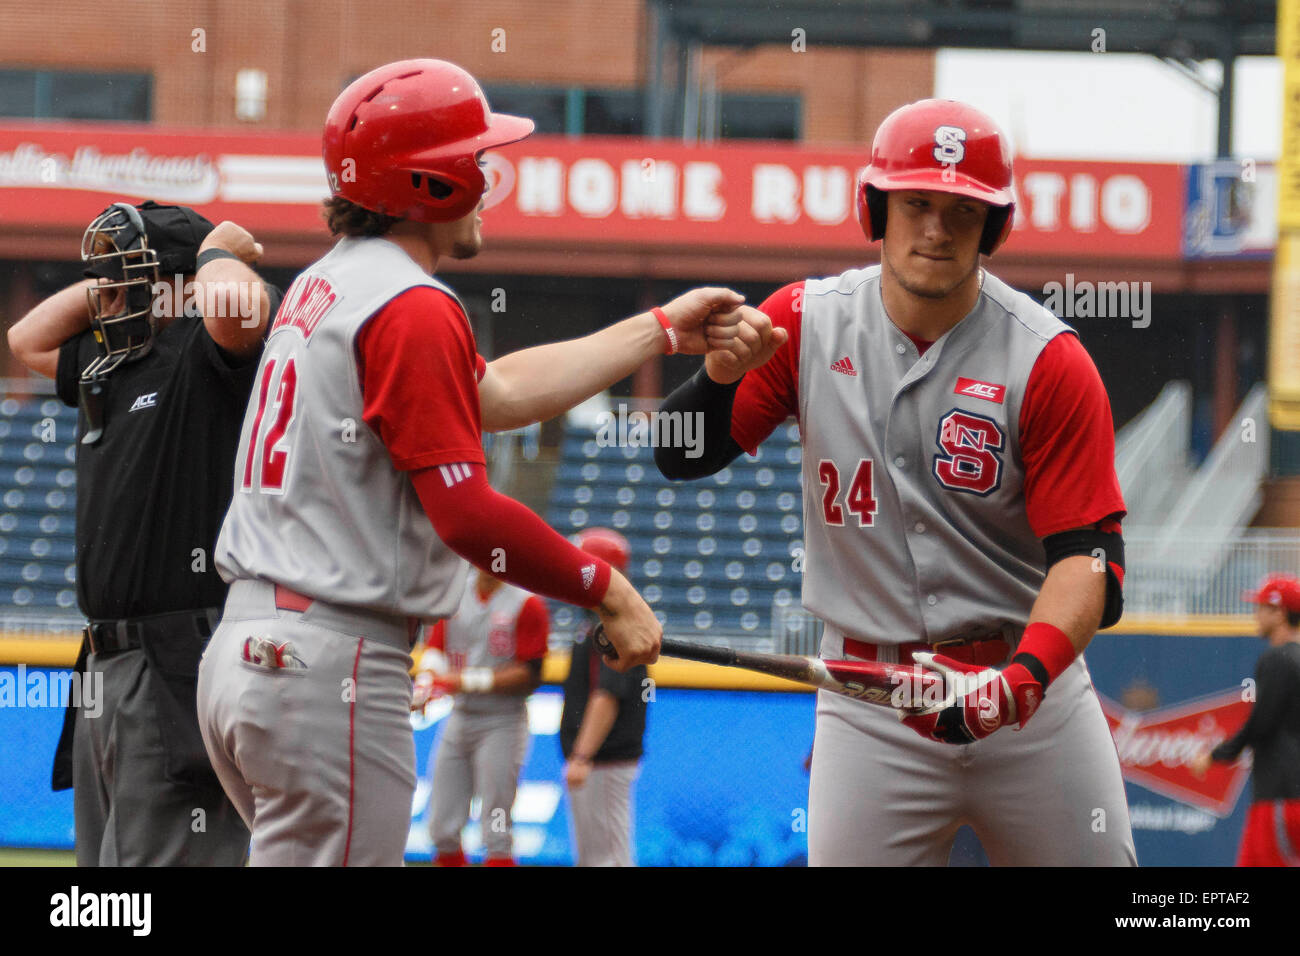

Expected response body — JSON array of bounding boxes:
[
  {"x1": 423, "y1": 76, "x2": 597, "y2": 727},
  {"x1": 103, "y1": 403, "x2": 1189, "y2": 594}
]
[
  {"x1": 657, "y1": 99, "x2": 1136, "y2": 866},
  {"x1": 195, "y1": 58, "x2": 755, "y2": 865},
  {"x1": 415, "y1": 569, "x2": 548, "y2": 866}
]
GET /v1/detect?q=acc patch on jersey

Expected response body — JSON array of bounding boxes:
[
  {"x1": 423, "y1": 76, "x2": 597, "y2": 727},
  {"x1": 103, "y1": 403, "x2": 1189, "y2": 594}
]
[{"x1": 954, "y1": 377, "x2": 1006, "y2": 404}]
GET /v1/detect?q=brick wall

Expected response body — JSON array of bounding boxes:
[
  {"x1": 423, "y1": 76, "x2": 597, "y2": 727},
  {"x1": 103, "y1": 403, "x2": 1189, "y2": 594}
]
[{"x1": 0, "y1": 0, "x2": 930, "y2": 139}]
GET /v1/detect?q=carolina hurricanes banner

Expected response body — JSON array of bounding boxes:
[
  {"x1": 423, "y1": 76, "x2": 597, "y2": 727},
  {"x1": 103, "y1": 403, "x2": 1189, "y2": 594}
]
[
  {"x1": 1099, "y1": 690, "x2": 1253, "y2": 817},
  {"x1": 0, "y1": 123, "x2": 1185, "y2": 259}
]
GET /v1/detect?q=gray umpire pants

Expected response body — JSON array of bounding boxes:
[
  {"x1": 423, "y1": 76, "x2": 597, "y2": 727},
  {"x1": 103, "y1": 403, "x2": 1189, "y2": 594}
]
[
  {"x1": 428, "y1": 708, "x2": 529, "y2": 860},
  {"x1": 74, "y1": 648, "x2": 249, "y2": 867},
  {"x1": 568, "y1": 761, "x2": 639, "y2": 866}
]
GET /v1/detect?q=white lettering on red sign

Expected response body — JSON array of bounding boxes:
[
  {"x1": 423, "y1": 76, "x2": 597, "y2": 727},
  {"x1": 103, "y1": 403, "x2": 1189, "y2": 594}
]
[
  {"x1": 752, "y1": 163, "x2": 801, "y2": 223},
  {"x1": 568, "y1": 158, "x2": 617, "y2": 217},
  {"x1": 1016, "y1": 171, "x2": 1151, "y2": 235},
  {"x1": 516, "y1": 157, "x2": 564, "y2": 216},
  {"x1": 683, "y1": 162, "x2": 725, "y2": 220},
  {"x1": 620, "y1": 159, "x2": 676, "y2": 219},
  {"x1": 1110, "y1": 716, "x2": 1226, "y2": 769}
]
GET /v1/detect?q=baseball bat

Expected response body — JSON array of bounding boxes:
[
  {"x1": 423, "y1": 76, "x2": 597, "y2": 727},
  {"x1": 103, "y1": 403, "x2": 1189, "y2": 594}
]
[{"x1": 591, "y1": 625, "x2": 934, "y2": 709}]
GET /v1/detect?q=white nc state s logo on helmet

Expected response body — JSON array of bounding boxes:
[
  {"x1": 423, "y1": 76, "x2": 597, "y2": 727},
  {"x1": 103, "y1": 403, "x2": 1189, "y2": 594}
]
[{"x1": 933, "y1": 125, "x2": 967, "y2": 164}]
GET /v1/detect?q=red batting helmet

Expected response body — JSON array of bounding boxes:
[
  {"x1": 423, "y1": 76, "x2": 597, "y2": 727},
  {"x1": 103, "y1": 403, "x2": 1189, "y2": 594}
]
[
  {"x1": 322, "y1": 59, "x2": 534, "y2": 223},
  {"x1": 575, "y1": 528, "x2": 631, "y2": 573},
  {"x1": 857, "y1": 98, "x2": 1016, "y2": 255}
]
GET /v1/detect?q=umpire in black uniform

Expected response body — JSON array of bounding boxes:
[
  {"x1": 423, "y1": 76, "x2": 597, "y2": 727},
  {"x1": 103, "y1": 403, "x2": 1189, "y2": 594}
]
[{"x1": 7, "y1": 200, "x2": 280, "y2": 865}]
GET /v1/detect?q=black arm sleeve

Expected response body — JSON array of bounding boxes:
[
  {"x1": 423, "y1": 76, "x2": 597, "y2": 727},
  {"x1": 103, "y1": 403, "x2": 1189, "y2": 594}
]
[
  {"x1": 1042, "y1": 518, "x2": 1125, "y2": 629},
  {"x1": 55, "y1": 334, "x2": 92, "y2": 407},
  {"x1": 1211, "y1": 648, "x2": 1292, "y2": 762},
  {"x1": 654, "y1": 364, "x2": 747, "y2": 480}
]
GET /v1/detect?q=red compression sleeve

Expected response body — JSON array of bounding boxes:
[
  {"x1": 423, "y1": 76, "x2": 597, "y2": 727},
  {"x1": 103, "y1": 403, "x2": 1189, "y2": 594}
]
[
  {"x1": 412, "y1": 463, "x2": 612, "y2": 608},
  {"x1": 730, "y1": 281, "x2": 802, "y2": 455},
  {"x1": 514, "y1": 596, "x2": 550, "y2": 662}
]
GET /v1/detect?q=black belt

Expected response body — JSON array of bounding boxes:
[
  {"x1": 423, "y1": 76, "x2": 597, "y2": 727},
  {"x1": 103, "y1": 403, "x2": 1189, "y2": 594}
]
[{"x1": 84, "y1": 607, "x2": 221, "y2": 655}]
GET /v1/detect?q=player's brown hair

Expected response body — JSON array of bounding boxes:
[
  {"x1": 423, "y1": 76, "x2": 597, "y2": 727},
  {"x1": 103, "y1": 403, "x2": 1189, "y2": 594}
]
[{"x1": 321, "y1": 196, "x2": 402, "y2": 238}]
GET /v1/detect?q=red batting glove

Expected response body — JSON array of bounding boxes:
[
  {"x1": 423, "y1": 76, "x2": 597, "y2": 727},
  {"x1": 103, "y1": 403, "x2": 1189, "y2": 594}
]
[{"x1": 899, "y1": 652, "x2": 1043, "y2": 745}]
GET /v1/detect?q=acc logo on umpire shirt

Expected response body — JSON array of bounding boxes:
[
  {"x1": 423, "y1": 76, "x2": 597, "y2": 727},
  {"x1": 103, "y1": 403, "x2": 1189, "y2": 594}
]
[{"x1": 129, "y1": 392, "x2": 157, "y2": 412}]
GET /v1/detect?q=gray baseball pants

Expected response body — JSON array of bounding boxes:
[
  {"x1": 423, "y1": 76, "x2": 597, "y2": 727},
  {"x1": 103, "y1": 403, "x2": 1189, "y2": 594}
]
[
  {"x1": 197, "y1": 580, "x2": 417, "y2": 866},
  {"x1": 808, "y1": 655, "x2": 1137, "y2": 866},
  {"x1": 569, "y1": 761, "x2": 639, "y2": 866},
  {"x1": 427, "y1": 708, "x2": 529, "y2": 860}
]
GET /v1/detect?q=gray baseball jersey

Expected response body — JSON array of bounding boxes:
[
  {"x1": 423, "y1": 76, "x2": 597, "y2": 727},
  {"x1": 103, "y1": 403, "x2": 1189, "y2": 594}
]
[
  {"x1": 215, "y1": 236, "x2": 470, "y2": 632},
  {"x1": 795, "y1": 265, "x2": 1061, "y2": 653},
  {"x1": 722, "y1": 264, "x2": 1135, "y2": 866},
  {"x1": 440, "y1": 573, "x2": 538, "y2": 717},
  {"x1": 426, "y1": 573, "x2": 544, "y2": 861},
  {"x1": 199, "y1": 236, "x2": 481, "y2": 865}
]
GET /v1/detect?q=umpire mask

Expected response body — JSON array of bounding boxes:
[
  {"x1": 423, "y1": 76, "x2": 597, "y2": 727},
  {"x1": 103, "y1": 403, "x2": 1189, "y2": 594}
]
[
  {"x1": 80, "y1": 202, "x2": 162, "y2": 380},
  {"x1": 77, "y1": 201, "x2": 214, "y2": 444}
]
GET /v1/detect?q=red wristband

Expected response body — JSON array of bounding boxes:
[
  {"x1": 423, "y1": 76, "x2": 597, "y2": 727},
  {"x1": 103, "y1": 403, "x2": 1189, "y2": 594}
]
[
  {"x1": 1015, "y1": 621, "x2": 1077, "y2": 686},
  {"x1": 652, "y1": 307, "x2": 678, "y2": 355}
]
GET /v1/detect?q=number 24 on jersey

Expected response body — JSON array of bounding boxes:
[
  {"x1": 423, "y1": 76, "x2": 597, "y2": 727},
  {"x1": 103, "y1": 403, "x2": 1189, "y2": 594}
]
[{"x1": 818, "y1": 458, "x2": 877, "y2": 527}]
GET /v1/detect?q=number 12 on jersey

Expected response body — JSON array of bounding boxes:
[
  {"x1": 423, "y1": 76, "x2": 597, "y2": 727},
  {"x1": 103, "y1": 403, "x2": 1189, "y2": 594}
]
[
  {"x1": 241, "y1": 356, "x2": 299, "y2": 494},
  {"x1": 818, "y1": 458, "x2": 877, "y2": 527}
]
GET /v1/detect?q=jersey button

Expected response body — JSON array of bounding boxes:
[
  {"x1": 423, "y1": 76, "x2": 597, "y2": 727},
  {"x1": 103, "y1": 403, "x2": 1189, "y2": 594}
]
[
  {"x1": 926, "y1": 594, "x2": 938, "y2": 606},
  {"x1": 914, "y1": 522, "x2": 925, "y2": 533},
  {"x1": 894, "y1": 456, "x2": 906, "y2": 468},
  {"x1": 895, "y1": 343, "x2": 906, "y2": 354}
]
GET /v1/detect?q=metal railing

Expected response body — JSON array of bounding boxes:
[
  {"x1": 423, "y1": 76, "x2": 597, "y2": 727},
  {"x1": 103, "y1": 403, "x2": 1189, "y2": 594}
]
[
  {"x1": 1152, "y1": 383, "x2": 1269, "y2": 575},
  {"x1": 1115, "y1": 380, "x2": 1192, "y2": 526},
  {"x1": 1124, "y1": 527, "x2": 1300, "y2": 618}
]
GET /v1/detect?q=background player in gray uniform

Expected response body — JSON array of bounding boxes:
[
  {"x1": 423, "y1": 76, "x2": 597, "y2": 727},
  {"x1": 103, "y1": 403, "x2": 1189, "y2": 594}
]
[
  {"x1": 415, "y1": 569, "x2": 548, "y2": 866},
  {"x1": 559, "y1": 528, "x2": 648, "y2": 867},
  {"x1": 196, "y1": 59, "x2": 758, "y2": 866},
  {"x1": 657, "y1": 98, "x2": 1135, "y2": 866}
]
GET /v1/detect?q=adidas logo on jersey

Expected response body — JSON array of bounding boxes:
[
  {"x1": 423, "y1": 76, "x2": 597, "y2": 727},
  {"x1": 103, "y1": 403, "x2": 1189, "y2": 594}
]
[
  {"x1": 128, "y1": 392, "x2": 157, "y2": 412},
  {"x1": 954, "y1": 377, "x2": 1005, "y2": 404},
  {"x1": 581, "y1": 563, "x2": 596, "y2": 589},
  {"x1": 830, "y1": 356, "x2": 857, "y2": 377}
]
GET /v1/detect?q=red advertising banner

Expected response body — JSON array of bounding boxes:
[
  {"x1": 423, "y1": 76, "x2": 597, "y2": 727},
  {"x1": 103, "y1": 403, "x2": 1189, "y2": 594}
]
[
  {"x1": 0, "y1": 123, "x2": 1185, "y2": 259},
  {"x1": 1099, "y1": 690, "x2": 1253, "y2": 817}
]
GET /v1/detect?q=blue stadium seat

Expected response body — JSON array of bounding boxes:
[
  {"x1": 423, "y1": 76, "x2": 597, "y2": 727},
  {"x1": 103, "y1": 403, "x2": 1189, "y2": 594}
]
[
  {"x1": 547, "y1": 419, "x2": 806, "y2": 637},
  {"x1": 0, "y1": 398, "x2": 80, "y2": 623}
]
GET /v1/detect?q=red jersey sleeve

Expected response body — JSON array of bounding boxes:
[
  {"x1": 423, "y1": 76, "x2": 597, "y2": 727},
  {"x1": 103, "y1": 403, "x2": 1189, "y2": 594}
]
[
  {"x1": 355, "y1": 286, "x2": 487, "y2": 471},
  {"x1": 1019, "y1": 333, "x2": 1127, "y2": 537},
  {"x1": 730, "y1": 281, "x2": 803, "y2": 455},
  {"x1": 426, "y1": 620, "x2": 446, "y2": 652},
  {"x1": 513, "y1": 595, "x2": 549, "y2": 662}
]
